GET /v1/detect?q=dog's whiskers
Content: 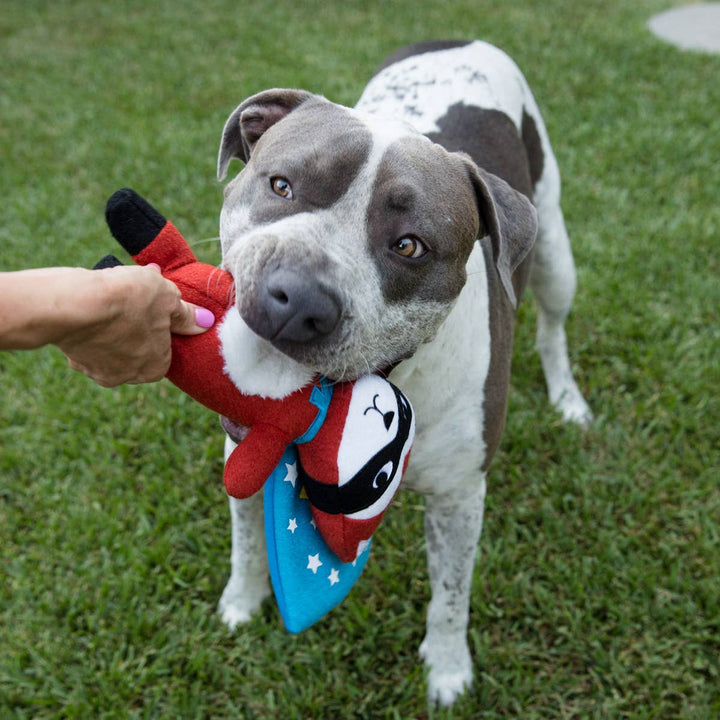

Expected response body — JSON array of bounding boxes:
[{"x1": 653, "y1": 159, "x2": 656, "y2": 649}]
[
  {"x1": 203, "y1": 266, "x2": 237, "y2": 309},
  {"x1": 359, "y1": 349, "x2": 373, "y2": 377}
]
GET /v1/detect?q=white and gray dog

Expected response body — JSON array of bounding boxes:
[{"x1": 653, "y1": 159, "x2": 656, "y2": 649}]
[{"x1": 213, "y1": 40, "x2": 592, "y2": 706}]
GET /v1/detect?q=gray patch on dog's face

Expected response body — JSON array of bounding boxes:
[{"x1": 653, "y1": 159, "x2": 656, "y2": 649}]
[
  {"x1": 367, "y1": 136, "x2": 480, "y2": 305},
  {"x1": 220, "y1": 100, "x2": 372, "y2": 253},
  {"x1": 249, "y1": 101, "x2": 373, "y2": 220}
]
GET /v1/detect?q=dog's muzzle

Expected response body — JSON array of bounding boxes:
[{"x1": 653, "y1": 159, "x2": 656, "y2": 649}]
[{"x1": 244, "y1": 267, "x2": 342, "y2": 344}]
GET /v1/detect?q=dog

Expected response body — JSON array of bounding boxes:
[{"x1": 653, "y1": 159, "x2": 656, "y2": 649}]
[{"x1": 213, "y1": 40, "x2": 592, "y2": 706}]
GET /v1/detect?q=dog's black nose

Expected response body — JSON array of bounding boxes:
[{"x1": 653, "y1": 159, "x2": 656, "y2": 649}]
[{"x1": 254, "y1": 268, "x2": 341, "y2": 343}]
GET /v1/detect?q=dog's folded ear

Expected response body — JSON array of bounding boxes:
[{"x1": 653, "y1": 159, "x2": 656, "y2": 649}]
[
  {"x1": 217, "y1": 89, "x2": 315, "y2": 180},
  {"x1": 464, "y1": 159, "x2": 538, "y2": 309}
]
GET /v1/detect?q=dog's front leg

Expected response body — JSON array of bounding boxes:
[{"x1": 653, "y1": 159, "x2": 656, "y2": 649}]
[
  {"x1": 420, "y1": 477, "x2": 486, "y2": 706},
  {"x1": 218, "y1": 436, "x2": 271, "y2": 629}
]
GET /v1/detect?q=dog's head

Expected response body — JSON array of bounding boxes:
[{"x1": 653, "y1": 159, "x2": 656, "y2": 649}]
[{"x1": 217, "y1": 89, "x2": 536, "y2": 382}]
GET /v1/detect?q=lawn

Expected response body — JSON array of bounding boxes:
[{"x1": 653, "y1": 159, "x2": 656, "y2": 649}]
[{"x1": 1, "y1": 0, "x2": 718, "y2": 717}]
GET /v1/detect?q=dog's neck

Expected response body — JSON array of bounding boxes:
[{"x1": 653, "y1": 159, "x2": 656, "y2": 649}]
[{"x1": 218, "y1": 309, "x2": 315, "y2": 399}]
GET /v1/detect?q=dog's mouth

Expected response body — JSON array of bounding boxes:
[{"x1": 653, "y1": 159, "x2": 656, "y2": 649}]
[
  {"x1": 257, "y1": 322, "x2": 417, "y2": 383},
  {"x1": 234, "y1": 273, "x2": 446, "y2": 382},
  {"x1": 226, "y1": 244, "x2": 444, "y2": 383},
  {"x1": 234, "y1": 264, "x2": 378, "y2": 381},
  {"x1": 237, "y1": 298, "x2": 391, "y2": 382},
  {"x1": 249, "y1": 317, "x2": 373, "y2": 382},
  {"x1": 240, "y1": 271, "x2": 343, "y2": 348}
]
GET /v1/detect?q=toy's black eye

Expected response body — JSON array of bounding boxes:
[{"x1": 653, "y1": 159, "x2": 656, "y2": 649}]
[
  {"x1": 270, "y1": 176, "x2": 293, "y2": 199},
  {"x1": 392, "y1": 236, "x2": 428, "y2": 259},
  {"x1": 373, "y1": 462, "x2": 394, "y2": 490}
]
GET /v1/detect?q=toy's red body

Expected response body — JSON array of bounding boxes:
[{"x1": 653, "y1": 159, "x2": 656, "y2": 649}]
[{"x1": 104, "y1": 189, "x2": 414, "y2": 562}]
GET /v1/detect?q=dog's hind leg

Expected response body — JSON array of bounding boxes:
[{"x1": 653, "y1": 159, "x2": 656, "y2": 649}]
[
  {"x1": 420, "y1": 479, "x2": 486, "y2": 706},
  {"x1": 218, "y1": 436, "x2": 271, "y2": 629},
  {"x1": 529, "y1": 156, "x2": 593, "y2": 425}
]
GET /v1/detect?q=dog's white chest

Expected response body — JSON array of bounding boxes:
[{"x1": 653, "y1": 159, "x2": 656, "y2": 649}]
[{"x1": 391, "y1": 243, "x2": 492, "y2": 494}]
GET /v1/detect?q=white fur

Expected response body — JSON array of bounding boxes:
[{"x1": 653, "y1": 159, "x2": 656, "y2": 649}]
[
  {"x1": 390, "y1": 243, "x2": 491, "y2": 495},
  {"x1": 218, "y1": 308, "x2": 314, "y2": 399},
  {"x1": 530, "y1": 166, "x2": 593, "y2": 425},
  {"x1": 216, "y1": 40, "x2": 591, "y2": 708},
  {"x1": 357, "y1": 41, "x2": 531, "y2": 132}
]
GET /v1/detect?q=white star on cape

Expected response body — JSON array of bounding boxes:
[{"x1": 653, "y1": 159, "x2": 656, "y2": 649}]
[
  {"x1": 283, "y1": 462, "x2": 298, "y2": 488},
  {"x1": 287, "y1": 518, "x2": 298, "y2": 534},
  {"x1": 328, "y1": 568, "x2": 340, "y2": 586},
  {"x1": 307, "y1": 553, "x2": 323, "y2": 574}
]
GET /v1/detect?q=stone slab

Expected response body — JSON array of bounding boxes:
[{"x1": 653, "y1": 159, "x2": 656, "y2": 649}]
[{"x1": 649, "y1": 2, "x2": 720, "y2": 53}]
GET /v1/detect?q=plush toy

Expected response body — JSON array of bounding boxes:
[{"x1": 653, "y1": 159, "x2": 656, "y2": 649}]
[{"x1": 100, "y1": 189, "x2": 414, "y2": 564}]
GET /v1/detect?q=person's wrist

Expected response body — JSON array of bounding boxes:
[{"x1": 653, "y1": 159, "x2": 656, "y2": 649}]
[{"x1": 50, "y1": 268, "x2": 118, "y2": 348}]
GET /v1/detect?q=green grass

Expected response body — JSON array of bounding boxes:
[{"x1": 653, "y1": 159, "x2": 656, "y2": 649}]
[{"x1": 2, "y1": 0, "x2": 719, "y2": 717}]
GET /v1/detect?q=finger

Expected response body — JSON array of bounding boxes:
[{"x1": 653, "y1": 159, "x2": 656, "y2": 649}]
[{"x1": 170, "y1": 301, "x2": 215, "y2": 335}]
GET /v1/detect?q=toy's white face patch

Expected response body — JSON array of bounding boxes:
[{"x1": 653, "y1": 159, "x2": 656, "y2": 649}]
[
  {"x1": 336, "y1": 375, "x2": 414, "y2": 520},
  {"x1": 337, "y1": 376, "x2": 399, "y2": 482}
]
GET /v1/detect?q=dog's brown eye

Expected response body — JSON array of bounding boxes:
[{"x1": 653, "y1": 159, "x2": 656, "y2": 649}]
[
  {"x1": 270, "y1": 177, "x2": 293, "y2": 199},
  {"x1": 392, "y1": 236, "x2": 428, "y2": 259}
]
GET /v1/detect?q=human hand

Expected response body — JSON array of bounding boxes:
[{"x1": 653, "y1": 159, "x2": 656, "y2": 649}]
[{"x1": 59, "y1": 264, "x2": 215, "y2": 387}]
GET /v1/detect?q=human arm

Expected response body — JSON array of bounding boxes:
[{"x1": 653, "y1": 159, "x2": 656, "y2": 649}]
[{"x1": 0, "y1": 264, "x2": 214, "y2": 386}]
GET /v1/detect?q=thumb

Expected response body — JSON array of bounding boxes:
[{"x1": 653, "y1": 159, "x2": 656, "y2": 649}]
[{"x1": 171, "y1": 301, "x2": 216, "y2": 335}]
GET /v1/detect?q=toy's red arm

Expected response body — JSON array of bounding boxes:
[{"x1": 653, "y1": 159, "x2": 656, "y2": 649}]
[
  {"x1": 224, "y1": 424, "x2": 293, "y2": 497},
  {"x1": 105, "y1": 188, "x2": 233, "y2": 313},
  {"x1": 105, "y1": 188, "x2": 244, "y2": 417},
  {"x1": 134, "y1": 221, "x2": 197, "y2": 273}
]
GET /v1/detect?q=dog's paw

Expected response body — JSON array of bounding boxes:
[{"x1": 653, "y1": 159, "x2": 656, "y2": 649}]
[
  {"x1": 218, "y1": 578, "x2": 270, "y2": 630},
  {"x1": 553, "y1": 383, "x2": 593, "y2": 427},
  {"x1": 419, "y1": 633, "x2": 473, "y2": 707},
  {"x1": 219, "y1": 601, "x2": 253, "y2": 631},
  {"x1": 427, "y1": 666, "x2": 473, "y2": 707}
]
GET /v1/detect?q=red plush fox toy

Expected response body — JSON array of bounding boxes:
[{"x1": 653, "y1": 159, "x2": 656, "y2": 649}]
[{"x1": 100, "y1": 189, "x2": 414, "y2": 563}]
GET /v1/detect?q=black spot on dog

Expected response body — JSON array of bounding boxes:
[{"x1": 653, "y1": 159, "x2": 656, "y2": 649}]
[
  {"x1": 366, "y1": 137, "x2": 479, "y2": 305},
  {"x1": 426, "y1": 103, "x2": 535, "y2": 200},
  {"x1": 521, "y1": 109, "x2": 544, "y2": 188}
]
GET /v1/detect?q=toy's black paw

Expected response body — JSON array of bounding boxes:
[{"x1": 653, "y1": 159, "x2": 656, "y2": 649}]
[
  {"x1": 105, "y1": 188, "x2": 167, "y2": 255},
  {"x1": 94, "y1": 254, "x2": 124, "y2": 270}
]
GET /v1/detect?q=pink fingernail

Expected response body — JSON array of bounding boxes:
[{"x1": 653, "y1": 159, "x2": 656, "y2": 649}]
[
  {"x1": 146, "y1": 263, "x2": 162, "y2": 271},
  {"x1": 195, "y1": 308, "x2": 215, "y2": 328}
]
